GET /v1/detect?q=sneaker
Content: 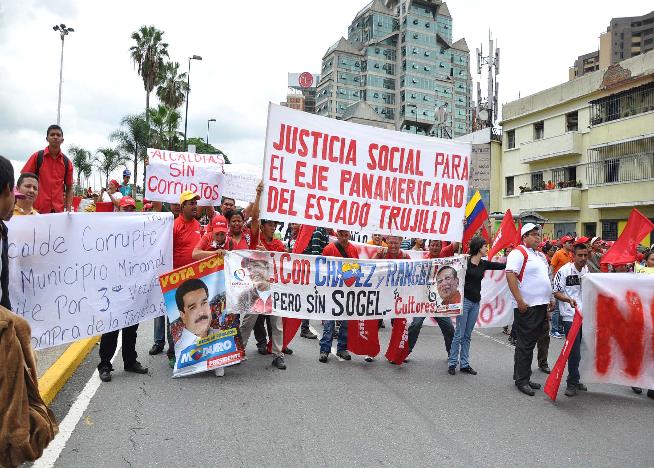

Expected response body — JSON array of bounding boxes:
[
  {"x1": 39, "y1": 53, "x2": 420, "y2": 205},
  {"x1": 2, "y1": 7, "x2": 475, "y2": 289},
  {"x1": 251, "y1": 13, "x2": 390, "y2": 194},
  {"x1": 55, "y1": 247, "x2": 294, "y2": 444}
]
[
  {"x1": 282, "y1": 347, "x2": 293, "y2": 355},
  {"x1": 564, "y1": 385, "x2": 577, "y2": 397},
  {"x1": 272, "y1": 356, "x2": 287, "y2": 370},
  {"x1": 528, "y1": 381, "x2": 541, "y2": 390},
  {"x1": 319, "y1": 352, "x2": 329, "y2": 363},
  {"x1": 576, "y1": 383, "x2": 588, "y2": 391},
  {"x1": 214, "y1": 367, "x2": 225, "y2": 377},
  {"x1": 124, "y1": 361, "x2": 148, "y2": 374},
  {"x1": 99, "y1": 368, "x2": 112, "y2": 382},
  {"x1": 257, "y1": 346, "x2": 271, "y2": 355},
  {"x1": 448, "y1": 366, "x2": 456, "y2": 375},
  {"x1": 300, "y1": 330, "x2": 317, "y2": 339},
  {"x1": 539, "y1": 365, "x2": 551, "y2": 374},
  {"x1": 148, "y1": 343, "x2": 164, "y2": 355},
  {"x1": 365, "y1": 356, "x2": 374, "y2": 362},
  {"x1": 632, "y1": 386, "x2": 643, "y2": 394},
  {"x1": 647, "y1": 389, "x2": 654, "y2": 399},
  {"x1": 336, "y1": 350, "x2": 351, "y2": 361},
  {"x1": 460, "y1": 367, "x2": 477, "y2": 375}
]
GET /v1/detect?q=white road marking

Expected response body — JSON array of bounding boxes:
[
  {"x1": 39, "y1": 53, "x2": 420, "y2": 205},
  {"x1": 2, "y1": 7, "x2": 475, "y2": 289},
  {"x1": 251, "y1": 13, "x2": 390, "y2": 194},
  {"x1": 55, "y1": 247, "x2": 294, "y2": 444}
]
[
  {"x1": 33, "y1": 344, "x2": 121, "y2": 468},
  {"x1": 474, "y1": 329, "x2": 515, "y2": 350}
]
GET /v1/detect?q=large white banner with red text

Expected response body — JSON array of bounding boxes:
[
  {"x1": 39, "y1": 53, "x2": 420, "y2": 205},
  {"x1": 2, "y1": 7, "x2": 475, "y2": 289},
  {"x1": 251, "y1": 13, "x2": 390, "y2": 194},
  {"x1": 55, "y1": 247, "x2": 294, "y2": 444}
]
[
  {"x1": 224, "y1": 250, "x2": 465, "y2": 320},
  {"x1": 580, "y1": 273, "x2": 654, "y2": 389},
  {"x1": 262, "y1": 104, "x2": 471, "y2": 241}
]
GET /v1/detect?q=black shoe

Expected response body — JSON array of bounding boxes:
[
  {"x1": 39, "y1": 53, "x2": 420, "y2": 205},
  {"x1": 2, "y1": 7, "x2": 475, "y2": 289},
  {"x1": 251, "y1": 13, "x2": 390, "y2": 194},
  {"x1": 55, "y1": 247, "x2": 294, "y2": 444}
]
[
  {"x1": 272, "y1": 356, "x2": 286, "y2": 370},
  {"x1": 528, "y1": 381, "x2": 541, "y2": 390},
  {"x1": 319, "y1": 352, "x2": 329, "y2": 363},
  {"x1": 448, "y1": 366, "x2": 456, "y2": 375},
  {"x1": 99, "y1": 368, "x2": 112, "y2": 382},
  {"x1": 576, "y1": 383, "x2": 588, "y2": 391},
  {"x1": 564, "y1": 385, "x2": 577, "y2": 397},
  {"x1": 300, "y1": 330, "x2": 317, "y2": 339},
  {"x1": 632, "y1": 386, "x2": 643, "y2": 394},
  {"x1": 379, "y1": 321, "x2": 385, "y2": 328},
  {"x1": 539, "y1": 365, "x2": 551, "y2": 374},
  {"x1": 124, "y1": 361, "x2": 148, "y2": 374},
  {"x1": 149, "y1": 343, "x2": 164, "y2": 355},
  {"x1": 517, "y1": 385, "x2": 535, "y2": 396},
  {"x1": 282, "y1": 347, "x2": 293, "y2": 355},
  {"x1": 460, "y1": 367, "x2": 477, "y2": 375},
  {"x1": 647, "y1": 389, "x2": 654, "y2": 400},
  {"x1": 257, "y1": 346, "x2": 271, "y2": 355},
  {"x1": 336, "y1": 350, "x2": 351, "y2": 361}
]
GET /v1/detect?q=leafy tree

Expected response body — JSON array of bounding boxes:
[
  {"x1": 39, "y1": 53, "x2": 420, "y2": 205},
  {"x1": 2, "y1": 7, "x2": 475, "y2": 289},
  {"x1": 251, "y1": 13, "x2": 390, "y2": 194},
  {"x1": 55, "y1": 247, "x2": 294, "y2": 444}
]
[
  {"x1": 186, "y1": 137, "x2": 231, "y2": 163},
  {"x1": 149, "y1": 104, "x2": 182, "y2": 150},
  {"x1": 68, "y1": 145, "x2": 93, "y2": 190},
  {"x1": 110, "y1": 114, "x2": 149, "y2": 188},
  {"x1": 129, "y1": 25, "x2": 169, "y2": 183},
  {"x1": 95, "y1": 147, "x2": 129, "y2": 187},
  {"x1": 156, "y1": 61, "x2": 188, "y2": 109}
]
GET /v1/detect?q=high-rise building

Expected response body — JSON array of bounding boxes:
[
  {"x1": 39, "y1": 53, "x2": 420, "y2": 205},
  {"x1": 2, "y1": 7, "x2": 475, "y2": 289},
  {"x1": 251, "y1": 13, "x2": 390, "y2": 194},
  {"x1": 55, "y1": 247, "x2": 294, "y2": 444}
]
[
  {"x1": 569, "y1": 10, "x2": 654, "y2": 80},
  {"x1": 281, "y1": 72, "x2": 320, "y2": 113},
  {"x1": 315, "y1": 0, "x2": 473, "y2": 138}
]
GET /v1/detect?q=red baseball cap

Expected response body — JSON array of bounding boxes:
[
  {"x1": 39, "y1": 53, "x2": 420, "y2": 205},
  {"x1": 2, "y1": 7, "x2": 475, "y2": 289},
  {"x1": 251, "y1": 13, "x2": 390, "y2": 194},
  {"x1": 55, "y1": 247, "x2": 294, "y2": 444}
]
[
  {"x1": 109, "y1": 179, "x2": 120, "y2": 188},
  {"x1": 119, "y1": 196, "x2": 136, "y2": 208},
  {"x1": 560, "y1": 235, "x2": 573, "y2": 244},
  {"x1": 210, "y1": 215, "x2": 228, "y2": 233},
  {"x1": 576, "y1": 236, "x2": 590, "y2": 245}
]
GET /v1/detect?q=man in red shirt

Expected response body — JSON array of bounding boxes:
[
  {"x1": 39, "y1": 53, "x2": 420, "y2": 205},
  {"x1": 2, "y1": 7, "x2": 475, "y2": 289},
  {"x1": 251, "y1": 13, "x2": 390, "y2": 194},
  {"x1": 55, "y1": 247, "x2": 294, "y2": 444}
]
[
  {"x1": 150, "y1": 190, "x2": 201, "y2": 364},
  {"x1": 192, "y1": 215, "x2": 228, "y2": 261},
  {"x1": 319, "y1": 230, "x2": 358, "y2": 363},
  {"x1": 21, "y1": 125, "x2": 74, "y2": 213}
]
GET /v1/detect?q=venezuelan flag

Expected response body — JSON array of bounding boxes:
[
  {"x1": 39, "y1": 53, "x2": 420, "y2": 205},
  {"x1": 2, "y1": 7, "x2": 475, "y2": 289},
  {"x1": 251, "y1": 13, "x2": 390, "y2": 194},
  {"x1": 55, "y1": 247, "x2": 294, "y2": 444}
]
[{"x1": 463, "y1": 191, "x2": 488, "y2": 243}]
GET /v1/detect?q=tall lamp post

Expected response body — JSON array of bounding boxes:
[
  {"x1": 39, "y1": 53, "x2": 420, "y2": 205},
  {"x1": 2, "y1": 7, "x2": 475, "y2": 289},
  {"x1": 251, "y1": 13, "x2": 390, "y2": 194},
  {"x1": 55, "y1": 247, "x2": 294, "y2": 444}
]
[
  {"x1": 53, "y1": 24, "x2": 74, "y2": 125},
  {"x1": 183, "y1": 54, "x2": 202, "y2": 150},
  {"x1": 206, "y1": 118, "x2": 216, "y2": 145}
]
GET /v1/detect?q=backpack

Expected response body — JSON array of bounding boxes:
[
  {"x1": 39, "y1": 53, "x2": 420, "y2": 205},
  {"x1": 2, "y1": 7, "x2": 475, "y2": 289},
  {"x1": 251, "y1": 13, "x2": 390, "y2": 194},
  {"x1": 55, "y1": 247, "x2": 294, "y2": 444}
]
[{"x1": 35, "y1": 150, "x2": 71, "y2": 190}]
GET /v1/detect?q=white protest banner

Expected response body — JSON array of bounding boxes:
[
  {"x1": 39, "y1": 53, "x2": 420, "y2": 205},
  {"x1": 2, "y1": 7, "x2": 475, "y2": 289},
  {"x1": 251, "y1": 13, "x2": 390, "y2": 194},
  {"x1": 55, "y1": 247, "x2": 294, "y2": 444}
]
[
  {"x1": 145, "y1": 148, "x2": 225, "y2": 206},
  {"x1": 8, "y1": 212, "x2": 173, "y2": 350},
  {"x1": 262, "y1": 104, "x2": 471, "y2": 241},
  {"x1": 579, "y1": 273, "x2": 654, "y2": 389},
  {"x1": 223, "y1": 172, "x2": 259, "y2": 204},
  {"x1": 224, "y1": 250, "x2": 465, "y2": 320}
]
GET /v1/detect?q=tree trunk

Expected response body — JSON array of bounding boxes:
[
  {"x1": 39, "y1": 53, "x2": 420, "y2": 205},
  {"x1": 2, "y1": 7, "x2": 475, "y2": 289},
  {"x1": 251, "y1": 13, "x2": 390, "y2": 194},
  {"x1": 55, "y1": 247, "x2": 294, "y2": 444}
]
[{"x1": 142, "y1": 91, "x2": 150, "y2": 197}]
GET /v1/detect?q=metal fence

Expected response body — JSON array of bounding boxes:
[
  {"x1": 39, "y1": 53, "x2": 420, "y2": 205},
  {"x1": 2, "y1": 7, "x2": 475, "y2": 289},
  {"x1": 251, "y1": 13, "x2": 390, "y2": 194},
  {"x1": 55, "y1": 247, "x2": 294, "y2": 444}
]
[
  {"x1": 586, "y1": 137, "x2": 654, "y2": 185},
  {"x1": 589, "y1": 82, "x2": 654, "y2": 126}
]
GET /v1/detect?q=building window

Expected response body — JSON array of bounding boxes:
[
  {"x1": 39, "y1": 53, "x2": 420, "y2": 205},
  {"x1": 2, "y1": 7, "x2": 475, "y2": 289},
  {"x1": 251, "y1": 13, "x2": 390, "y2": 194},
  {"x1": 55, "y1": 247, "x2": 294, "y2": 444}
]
[
  {"x1": 506, "y1": 176, "x2": 514, "y2": 196},
  {"x1": 589, "y1": 82, "x2": 654, "y2": 125},
  {"x1": 602, "y1": 221, "x2": 618, "y2": 241},
  {"x1": 566, "y1": 111, "x2": 578, "y2": 132},
  {"x1": 584, "y1": 223, "x2": 597, "y2": 238},
  {"x1": 506, "y1": 129, "x2": 515, "y2": 149},
  {"x1": 531, "y1": 172, "x2": 544, "y2": 190},
  {"x1": 604, "y1": 159, "x2": 620, "y2": 183},
  {"x1": 533, "y1": 121, "x2": 544, "y2": 140}
]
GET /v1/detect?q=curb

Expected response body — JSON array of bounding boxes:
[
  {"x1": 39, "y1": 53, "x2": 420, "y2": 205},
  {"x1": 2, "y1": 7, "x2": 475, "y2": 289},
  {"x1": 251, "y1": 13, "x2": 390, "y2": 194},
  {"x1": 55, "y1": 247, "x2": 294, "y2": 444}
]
[{"x1": 39, "y1": 337, "x2": 100, "y2": 405}]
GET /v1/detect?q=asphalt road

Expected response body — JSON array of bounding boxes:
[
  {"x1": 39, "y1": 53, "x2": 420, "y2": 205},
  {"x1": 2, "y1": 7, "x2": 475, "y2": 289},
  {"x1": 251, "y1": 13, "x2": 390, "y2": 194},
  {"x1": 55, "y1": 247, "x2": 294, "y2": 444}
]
[{"x1": 44, "y1": 321, "x2": 653, "y2": 468}]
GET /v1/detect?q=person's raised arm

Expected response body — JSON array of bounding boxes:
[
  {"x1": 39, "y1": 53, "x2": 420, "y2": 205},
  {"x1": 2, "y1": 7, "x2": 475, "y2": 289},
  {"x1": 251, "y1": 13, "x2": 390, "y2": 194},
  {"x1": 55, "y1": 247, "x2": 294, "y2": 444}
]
[{"x1": 249, "y1": 181, "x2": 264, "y2": 244}]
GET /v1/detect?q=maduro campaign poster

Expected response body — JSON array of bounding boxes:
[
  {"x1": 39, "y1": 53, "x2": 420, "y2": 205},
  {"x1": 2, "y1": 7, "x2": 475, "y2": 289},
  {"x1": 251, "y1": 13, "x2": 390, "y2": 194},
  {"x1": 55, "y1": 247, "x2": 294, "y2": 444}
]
[
  {"x1": 262, "y1": 104, "x2": 471, "y2": 242},
  {"x1": 579, "y1": 273, "x2": 654, "y2": 389},
  {"x1": 224, "y1": 250, "x2": 466, "y2": 320},
  {"x1": 159, "y1": 255, "x2": 244, "y2": 378},
  {"x1": 8, "y1": 212, "x2": 172, "y2": 350}
]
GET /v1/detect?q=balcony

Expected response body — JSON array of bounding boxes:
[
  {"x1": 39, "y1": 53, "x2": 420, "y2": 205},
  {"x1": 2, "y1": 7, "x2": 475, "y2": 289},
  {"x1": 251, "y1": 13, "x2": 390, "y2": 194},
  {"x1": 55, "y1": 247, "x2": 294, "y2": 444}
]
[
  {"x1": 519, "y1": 187, "x2": 581, "y2": 212},
  {"x1": 504, "y1": 167, "x2": 584, "y2": 212},
  {"x1": 519, "y1": 131, "x2": 583, "y2": 164}
]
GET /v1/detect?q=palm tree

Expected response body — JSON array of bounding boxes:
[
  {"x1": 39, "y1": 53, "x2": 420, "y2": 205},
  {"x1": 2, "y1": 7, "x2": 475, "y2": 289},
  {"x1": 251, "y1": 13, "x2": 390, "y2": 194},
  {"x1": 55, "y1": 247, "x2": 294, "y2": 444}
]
[
  {"x1": 149, "y1": 104, "x2": 182, "y2": 150},
  {"x1": 129, "y1": 25, "x2": 169, "y2": 183},
  {"x1": 156, "y1": 61, "x2": 188, "y2": 109},
  {"x1": 110, "y1": 114, "x2": 148, "y2": 190},
  {"x1": 95, "y1": 148, "x2": 129, "y2": 187},
  {"x1": 68, "y1": 145, "x2": 93, "y2": 191}
]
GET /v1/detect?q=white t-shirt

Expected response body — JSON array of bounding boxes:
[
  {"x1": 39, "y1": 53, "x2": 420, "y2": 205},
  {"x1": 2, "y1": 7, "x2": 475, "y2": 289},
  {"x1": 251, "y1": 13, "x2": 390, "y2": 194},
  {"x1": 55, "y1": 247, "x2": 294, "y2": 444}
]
[
  {"x1": 506, "y1": 246, "x2": 552, "y2": 307},
  {"x1": 553, "y1": 262, "x2": 588, "y2": 321},
  {"x1": 101, "y1": 191, "x2": 122, "y2": 211}
]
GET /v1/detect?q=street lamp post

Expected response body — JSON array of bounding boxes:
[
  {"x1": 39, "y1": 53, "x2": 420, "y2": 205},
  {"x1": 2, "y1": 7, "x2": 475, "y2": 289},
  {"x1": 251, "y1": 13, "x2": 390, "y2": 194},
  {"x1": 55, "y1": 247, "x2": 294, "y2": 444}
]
[
  {"x1": 53, "y1": 24, "x2": 74, "y2": 125},
  {"x1": 206, "y1": 118, "x2": 216, "y2": 145},
  {"x1": 183, "y1": 54, "x2": 202, "y2": 150}
]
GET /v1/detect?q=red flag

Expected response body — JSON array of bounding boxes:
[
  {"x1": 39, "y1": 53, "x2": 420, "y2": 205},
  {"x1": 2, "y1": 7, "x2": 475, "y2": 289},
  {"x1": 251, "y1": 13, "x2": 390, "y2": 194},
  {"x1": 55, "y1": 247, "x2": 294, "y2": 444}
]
[
  {"x1": 266, "y1": 318, "x2": 302, "y2": 353},
  {"x1": 600, "y1": 209, "x2": 654, "y2": 267},
  {"x1": 514, "y1": 221, "x2": 523, "y2": 247},
  {"x1": 544, "y1": 308, "x2": 583, "y2": 401},
  {"x1": 481, "y1": 225, "x2": 491, "y2": 242},
  {"x1": 384, "y1": 319, "x2": 411, "y2": 364},
  {"x1": 487, "y1": 210, "x2": 518, "y2": 259},
  {"x1": 347, "y1": 320, "x2": 380, "y2": 357},
  {"x1": 292, "y1": 225, "x2": 316, "y2": 254}
]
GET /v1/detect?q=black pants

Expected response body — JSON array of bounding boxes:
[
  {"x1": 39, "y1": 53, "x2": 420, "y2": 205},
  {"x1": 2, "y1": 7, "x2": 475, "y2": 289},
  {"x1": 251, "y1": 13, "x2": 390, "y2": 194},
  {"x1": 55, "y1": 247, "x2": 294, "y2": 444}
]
[
  {"x1": 301, "y1": 319, "x2": 310, "y2": 333},
  {"x1": 407, "y1": 316, "x2": 454, "y2": 355},
  {"x1": 98, "y1": 324, "x2": 139, "y2": 371},
  {"x1": 254, "y1": 315, "x2": 271, "y2": 348},
  {"x1": 513, "y1": 305, "x2": 548, "y2": 387},
  {"x1": 536, "y1": 319, "x2": 550, "y2": 369}
]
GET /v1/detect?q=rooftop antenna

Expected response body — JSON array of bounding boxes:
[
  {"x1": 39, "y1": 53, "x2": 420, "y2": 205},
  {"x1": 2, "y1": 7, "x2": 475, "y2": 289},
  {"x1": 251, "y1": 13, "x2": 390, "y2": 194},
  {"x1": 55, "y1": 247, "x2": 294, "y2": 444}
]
[{"x1": 475, "y1": 30, "x2": 500, "y2": 129}]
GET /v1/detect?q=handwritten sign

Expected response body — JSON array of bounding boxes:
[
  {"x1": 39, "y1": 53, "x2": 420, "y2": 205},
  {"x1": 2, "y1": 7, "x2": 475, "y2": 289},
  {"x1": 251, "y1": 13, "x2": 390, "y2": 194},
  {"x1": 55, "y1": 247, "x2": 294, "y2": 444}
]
[
  {"x1": 262, "y1": 104, "x2": 471, "y2": 241},
  {"x1": 7, "y1": 213, "x2": 173, "y2": 349},
  {"x1": 223, "y1": 172, "x2": 259, "y2": 203}
]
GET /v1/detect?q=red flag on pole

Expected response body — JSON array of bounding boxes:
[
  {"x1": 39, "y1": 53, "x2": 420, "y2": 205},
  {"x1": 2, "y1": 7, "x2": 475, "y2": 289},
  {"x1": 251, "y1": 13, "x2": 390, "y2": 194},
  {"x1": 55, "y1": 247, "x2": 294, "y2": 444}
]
[
  {"x1": 292, "y1": 225, "x2": 316, "y2": 254},
  {"x1": 514, "y1": 221, "x2": 523, "y2": 247},
  {"x1": 600, "y1": 209, "x2": 654, "y2": 267},
  {"x1": 266, "y1": 317, "x2": 302, "y2": 353},
  {"x1": 544, "y1": 308, "x2": 583, "y2": 401},
  {"x1": 481, "y1": 225, "x2": 491, "y2": 242},
  {"x1": 347, "y1": 320, "x2": 380, "y2": 357},
  {"x1": 487, "y1": 210, "x2": 518, "y2": 259}
]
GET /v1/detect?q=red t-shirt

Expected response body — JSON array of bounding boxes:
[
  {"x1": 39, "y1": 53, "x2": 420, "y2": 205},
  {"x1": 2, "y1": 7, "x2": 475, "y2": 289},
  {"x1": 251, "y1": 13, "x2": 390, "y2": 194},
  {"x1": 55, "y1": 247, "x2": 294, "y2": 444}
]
[
  {"x1": 440, "y1": 243, "x2": 455, "y2": 258},
  {"x1": 195, "y1": 232, "x2": 225, "y2": 252},
  {"x1": 377, "y1": 250, "x2": 410, "y2": 260},
  {"x1": 224, "y1": 233, "x2": 255, "y2": 251},
  {"x1": 322, "y1": 242, "x2": 359, "y2": 259},
  {"x1": 256, "y1": 233, "x2": 287, "y2": 253},
  {"x1": 173, "y1": 216, "x2": 201, "y2": 269},
  {"x1": 22, "y1": 147, "x2": 74, "y2": 213}
]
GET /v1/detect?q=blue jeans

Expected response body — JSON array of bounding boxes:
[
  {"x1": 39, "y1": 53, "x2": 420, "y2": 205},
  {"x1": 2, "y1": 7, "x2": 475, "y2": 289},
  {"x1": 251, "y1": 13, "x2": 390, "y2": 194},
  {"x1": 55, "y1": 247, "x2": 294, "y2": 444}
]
[
  {"x1": 408, "y1": 316, "x2": 454, "y2": 355},
  {"x1": 154, "y1": 315, "x2": 174, "y2": 356},
  {"x1": 551, "y1": 302, "x2": 563, "y2": 334},
  {"x1": 562, "y1": 320, "x2": 582, "y2": 386},
  {"x1": 448, "y1": 298, "x2": 480, "y2": 368},
  {"x1": 319, "y1": 321, "x2": 347, "y2": 353}
]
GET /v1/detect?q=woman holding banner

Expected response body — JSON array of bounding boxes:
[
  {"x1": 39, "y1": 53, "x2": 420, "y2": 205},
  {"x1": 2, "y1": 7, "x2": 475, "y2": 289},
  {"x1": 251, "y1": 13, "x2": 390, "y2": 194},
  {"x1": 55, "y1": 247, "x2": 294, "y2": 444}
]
[{"x1": 448, "y1": 236, "x2": 505, "y2": 376}]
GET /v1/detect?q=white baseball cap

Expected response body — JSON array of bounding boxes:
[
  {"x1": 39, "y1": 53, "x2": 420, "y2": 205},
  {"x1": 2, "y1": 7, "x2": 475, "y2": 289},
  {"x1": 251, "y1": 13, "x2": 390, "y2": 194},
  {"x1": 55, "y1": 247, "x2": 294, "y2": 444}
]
[{"x1": 520, "y1": 223, "x2": 539, "y2": 236}]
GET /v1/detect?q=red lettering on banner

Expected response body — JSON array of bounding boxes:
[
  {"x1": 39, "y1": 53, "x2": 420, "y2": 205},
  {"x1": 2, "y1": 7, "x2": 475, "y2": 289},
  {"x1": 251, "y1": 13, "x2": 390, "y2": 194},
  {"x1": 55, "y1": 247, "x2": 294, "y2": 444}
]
[
  {"x1": 366, "y1": 144, "x2": 424, "y2": 176},
  {"x1": 268, "y1": 154, "x2": 287, "y2": 183},
  {"x1": 273, "y1": 124, "x2": 357, "y2": 165},
  {"x1": 267, "y1": 187, "x2": 298, "y2": 216},
  {"x1": 297, "y1": 128, "x2": 310, "y2": 156},
  {"x1": 595, "y1": 291, "x2": 645, "y2": 378},
  {"x1": 294, "y1": 161, "x2": 328, "y2": 191},
  {"x1": 434, "y1": 153, "x2": 468, "y2": 180}
]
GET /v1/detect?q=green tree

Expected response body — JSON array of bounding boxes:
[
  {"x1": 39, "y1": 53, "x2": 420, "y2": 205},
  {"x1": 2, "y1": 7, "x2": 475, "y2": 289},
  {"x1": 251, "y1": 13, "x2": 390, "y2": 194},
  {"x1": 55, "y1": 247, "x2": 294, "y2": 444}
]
[
  {"x1": 186, "y1": 137, "x2": 231, "y2": 163},
  {"x1": 110, "y1": 114, "x2": 149, "y2": 188},
  {"x1": 129, "y1": 25, "x2": 169, "y2": 183},
  {"x1": 95, "y1": 147, "x2": 129, "y2": 187},
  {"x1": 68, "y1": 145, "x2": 93, "y2": 191},
  {"x1": 156, "y1": 61, "x2": 188, "y2": 109},
  {"x1": 149, "y1": 104, "x2": 182, "y2": 150}
]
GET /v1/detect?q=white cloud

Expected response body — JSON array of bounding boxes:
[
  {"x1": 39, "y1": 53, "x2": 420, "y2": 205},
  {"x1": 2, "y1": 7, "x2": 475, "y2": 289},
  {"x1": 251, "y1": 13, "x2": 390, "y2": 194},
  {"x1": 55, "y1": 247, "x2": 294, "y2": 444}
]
[{"x1": 1, "y1": 0, "x2": 652, "y2": 185}]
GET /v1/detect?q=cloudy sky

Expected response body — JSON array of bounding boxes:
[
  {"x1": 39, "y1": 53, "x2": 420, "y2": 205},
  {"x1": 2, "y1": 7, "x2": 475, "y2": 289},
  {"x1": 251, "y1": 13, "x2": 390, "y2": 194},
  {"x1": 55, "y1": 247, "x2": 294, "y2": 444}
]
[{"x1": 1, "y1": 0, "x2": 651, "y2": 183}]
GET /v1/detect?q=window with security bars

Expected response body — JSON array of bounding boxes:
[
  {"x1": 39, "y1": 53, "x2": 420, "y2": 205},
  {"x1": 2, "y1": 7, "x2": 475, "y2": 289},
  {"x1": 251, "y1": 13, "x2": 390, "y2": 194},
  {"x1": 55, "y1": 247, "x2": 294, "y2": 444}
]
[
  {"x1": 586, "y1": 136, "x2": 654, "y2": 185},
  {"x1": 602, "y1": 221, "x2": 618, "y2": 241},
  {"x1": 590, "y1": 82, "x2": 654, "y2": 125}
]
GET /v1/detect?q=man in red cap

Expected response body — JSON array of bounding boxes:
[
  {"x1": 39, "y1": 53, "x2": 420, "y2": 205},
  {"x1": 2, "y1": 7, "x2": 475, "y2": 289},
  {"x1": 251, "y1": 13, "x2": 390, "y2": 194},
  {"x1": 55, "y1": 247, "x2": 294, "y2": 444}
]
[
  {"x1": 100, "y1": 179, "x2": 123, "y2": 211},
  {"x1": 118, "y1": 196, "x2": 136, "y2": 212}
]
